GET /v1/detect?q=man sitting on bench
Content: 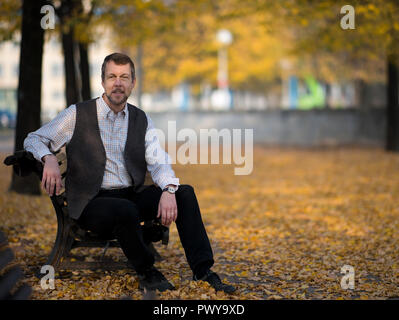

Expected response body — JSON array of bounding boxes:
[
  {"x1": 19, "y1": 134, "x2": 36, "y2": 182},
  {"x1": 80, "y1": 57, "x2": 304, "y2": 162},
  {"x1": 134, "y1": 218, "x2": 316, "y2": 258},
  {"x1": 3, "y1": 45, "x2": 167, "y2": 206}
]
[{"x1": 23, "y1": 52, "x2": 235, "y2": 294}]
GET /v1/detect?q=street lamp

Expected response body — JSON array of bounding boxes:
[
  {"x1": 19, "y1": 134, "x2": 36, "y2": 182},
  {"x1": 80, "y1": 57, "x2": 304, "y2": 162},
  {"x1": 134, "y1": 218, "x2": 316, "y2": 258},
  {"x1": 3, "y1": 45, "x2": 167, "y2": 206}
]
[
  {"x1": 216, "y1": 29, "x2": 232, "y2": 90},
  {"x1": 211, "y1": 29, "x2": 233, "y2": 110}
]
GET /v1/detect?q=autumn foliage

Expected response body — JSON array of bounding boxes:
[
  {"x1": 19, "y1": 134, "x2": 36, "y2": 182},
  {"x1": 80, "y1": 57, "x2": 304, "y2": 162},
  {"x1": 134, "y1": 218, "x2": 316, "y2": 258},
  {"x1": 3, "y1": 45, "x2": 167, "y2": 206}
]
[{"x1": 1, "y1": 146, "x2": 399, "y2": 300}]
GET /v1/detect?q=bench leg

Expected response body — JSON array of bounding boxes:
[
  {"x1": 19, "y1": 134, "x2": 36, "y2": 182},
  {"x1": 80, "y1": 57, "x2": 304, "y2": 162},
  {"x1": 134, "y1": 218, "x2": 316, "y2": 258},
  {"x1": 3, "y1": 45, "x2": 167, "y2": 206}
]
[{"x1": 45, "y1": 218, "x2": 74, "y2": 271}]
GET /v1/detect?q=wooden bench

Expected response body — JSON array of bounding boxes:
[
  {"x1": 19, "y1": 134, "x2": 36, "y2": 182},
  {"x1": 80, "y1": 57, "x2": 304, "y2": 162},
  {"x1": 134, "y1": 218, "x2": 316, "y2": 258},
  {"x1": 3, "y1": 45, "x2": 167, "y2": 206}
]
[{"x1": 4, "y1": 150, "x2": 169, "y2": 273}]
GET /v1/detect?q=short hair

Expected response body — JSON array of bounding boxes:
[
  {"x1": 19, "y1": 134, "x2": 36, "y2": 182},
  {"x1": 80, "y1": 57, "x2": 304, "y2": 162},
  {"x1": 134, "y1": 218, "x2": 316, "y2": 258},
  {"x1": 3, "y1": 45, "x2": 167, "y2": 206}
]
[{"x1": 101, "y1": 52, "x2": 135, "y2": 82}]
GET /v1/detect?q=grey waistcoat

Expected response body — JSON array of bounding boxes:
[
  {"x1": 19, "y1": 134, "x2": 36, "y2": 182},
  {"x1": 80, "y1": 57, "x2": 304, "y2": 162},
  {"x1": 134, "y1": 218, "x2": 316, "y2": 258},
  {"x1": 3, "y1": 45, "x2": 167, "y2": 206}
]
[{"x1": 65, "y1": 98, "x2": 148, "y2": 220}]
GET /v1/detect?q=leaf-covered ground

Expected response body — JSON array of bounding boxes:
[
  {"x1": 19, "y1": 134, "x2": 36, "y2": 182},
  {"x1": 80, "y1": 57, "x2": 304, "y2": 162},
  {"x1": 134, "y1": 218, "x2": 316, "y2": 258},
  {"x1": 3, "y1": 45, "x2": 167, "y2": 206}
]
[{"x1": 1, "y1": 146, "x2": 399, "y2": 300}]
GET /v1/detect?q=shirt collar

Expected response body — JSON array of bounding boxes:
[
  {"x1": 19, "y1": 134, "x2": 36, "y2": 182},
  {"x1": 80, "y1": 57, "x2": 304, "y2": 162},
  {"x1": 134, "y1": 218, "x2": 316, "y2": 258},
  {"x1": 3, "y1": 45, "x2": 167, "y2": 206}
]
[{"x1": 98, "y1": 94, "x2": 128, "y2": 120}]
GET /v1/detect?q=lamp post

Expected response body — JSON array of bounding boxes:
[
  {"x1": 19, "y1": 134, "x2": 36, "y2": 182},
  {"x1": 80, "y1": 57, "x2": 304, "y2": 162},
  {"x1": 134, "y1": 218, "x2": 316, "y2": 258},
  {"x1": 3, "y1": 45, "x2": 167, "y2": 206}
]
[
  {"x1": 211, "y1": 29, "x2": 233, "y2": 110},
  {"x1": 216, "y1": 29, "x2": 232, "y2": 90}
]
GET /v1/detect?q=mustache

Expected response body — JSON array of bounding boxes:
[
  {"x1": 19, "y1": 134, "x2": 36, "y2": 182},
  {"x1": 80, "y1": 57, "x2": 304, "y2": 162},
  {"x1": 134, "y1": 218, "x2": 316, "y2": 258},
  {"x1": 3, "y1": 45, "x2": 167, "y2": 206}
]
[{"x1": 112, "y1": 88, "x2": 125, "y2": 93}]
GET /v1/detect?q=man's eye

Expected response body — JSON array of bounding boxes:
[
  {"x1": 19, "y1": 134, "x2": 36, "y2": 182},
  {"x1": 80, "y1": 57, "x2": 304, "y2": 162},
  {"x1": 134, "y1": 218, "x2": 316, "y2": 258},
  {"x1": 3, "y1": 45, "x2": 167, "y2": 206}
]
[{"x1": 108, "y1": 75, "x2": 115, "y2": 79}]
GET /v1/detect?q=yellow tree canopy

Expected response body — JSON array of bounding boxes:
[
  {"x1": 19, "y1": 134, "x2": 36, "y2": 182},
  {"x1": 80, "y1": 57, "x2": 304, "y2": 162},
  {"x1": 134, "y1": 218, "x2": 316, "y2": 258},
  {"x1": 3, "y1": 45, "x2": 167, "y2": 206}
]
[
  {"x1": 0, "y1": 0, "x2": 21, "y2": 41},
  {"x1": 108, "y1": 0, "x2": 396, "y2": 92},
  {"x1": 264, "y1": 0, "x2": 399, "y2": 83},
  {"x1": 2, "y1": 0, "x2": 396, "y2": 91},
  {"x1": 113, "y1": 1, "x2": 291, "y2": 93}
]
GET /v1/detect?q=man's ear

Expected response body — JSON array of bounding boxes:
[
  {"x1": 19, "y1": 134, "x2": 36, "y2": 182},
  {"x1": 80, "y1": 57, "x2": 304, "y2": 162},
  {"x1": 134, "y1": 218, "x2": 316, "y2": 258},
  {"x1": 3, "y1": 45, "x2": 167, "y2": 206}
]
[{"x1": 132, "y1": 78, "x2": 136, "y2": 89}]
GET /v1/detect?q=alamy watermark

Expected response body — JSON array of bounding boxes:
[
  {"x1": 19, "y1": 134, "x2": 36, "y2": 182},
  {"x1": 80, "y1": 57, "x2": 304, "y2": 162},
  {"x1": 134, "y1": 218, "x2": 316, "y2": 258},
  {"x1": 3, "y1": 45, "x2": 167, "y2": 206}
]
[
  {"x1": 340, "y1": 265, "x2": 355, "y2": 290},
  {"x1": 145, "y1": 121, "x2": 253, "y2": 175},
  {"x1": 41, "y1": 4, "x2": 356, "y2": 31},
  {"x1": 40, "y1": 264, "x2": 55, "y2": 290},
  {"x1": 40, "y1": 5, "x2": 55, "y2": 30},
  {"x1": 340, "y1": 5, "x2": 355, "y2": 30}
]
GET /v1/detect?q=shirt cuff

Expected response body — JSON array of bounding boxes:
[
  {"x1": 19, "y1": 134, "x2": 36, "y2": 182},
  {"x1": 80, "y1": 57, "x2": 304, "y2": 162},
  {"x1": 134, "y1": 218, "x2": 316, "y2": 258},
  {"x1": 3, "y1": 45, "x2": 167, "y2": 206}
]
[
  {"x1": 38, "y1": 152, "x2": 53, "y2": 164},
  {"x1": 159, "y1": 177, "x2": 180, "y2": 190},
  {"x1": 31, "y1": 146, "x2": 53, "y2": 164}
]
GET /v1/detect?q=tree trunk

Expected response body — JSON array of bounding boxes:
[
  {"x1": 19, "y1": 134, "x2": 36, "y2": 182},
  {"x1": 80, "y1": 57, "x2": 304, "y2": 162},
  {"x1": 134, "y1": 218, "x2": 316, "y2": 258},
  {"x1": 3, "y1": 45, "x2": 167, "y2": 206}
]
[
  {"x1": 10, "y1": 0, "x2": 46, "y2": 194},
  {"x1": 79, "y1": 41, "x2": 91, "y2": 100},
  {"x1": 62, "y1": 31, "x2": 81, "y2": 106},
  {"x1": 136, "y1": 44, "x2": 143, "y2": 107},
  {"x1": 386, "y1": 53, "x2": 399, "y2": 151},
  {"x1": 60, "y1": 0, "x2": 82, "y2": 107}
]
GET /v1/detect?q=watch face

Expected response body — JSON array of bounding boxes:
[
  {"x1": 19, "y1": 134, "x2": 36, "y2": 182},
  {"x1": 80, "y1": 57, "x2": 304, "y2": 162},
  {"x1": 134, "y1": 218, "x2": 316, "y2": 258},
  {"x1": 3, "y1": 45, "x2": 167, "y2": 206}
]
[{"x1": 168, "y1": 186, "x2": 176, "y2": 193}]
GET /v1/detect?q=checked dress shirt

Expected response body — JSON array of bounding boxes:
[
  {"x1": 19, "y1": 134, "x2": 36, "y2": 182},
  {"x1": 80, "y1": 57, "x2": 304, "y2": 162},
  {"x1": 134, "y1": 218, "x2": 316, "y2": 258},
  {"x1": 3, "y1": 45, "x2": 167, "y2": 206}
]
[{"x1": 23, "y1": 95, "x2": 180, "y2": 190}]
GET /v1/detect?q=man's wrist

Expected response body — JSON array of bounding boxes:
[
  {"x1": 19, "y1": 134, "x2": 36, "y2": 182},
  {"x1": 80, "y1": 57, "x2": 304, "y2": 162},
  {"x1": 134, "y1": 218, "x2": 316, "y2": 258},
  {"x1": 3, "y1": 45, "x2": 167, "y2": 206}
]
[
  {"x1": 42, "y1": 154, "x2": 55, "y2": 163},
  {"x1": 162, "y1": 185, "x2": 178, "y2": 194}
]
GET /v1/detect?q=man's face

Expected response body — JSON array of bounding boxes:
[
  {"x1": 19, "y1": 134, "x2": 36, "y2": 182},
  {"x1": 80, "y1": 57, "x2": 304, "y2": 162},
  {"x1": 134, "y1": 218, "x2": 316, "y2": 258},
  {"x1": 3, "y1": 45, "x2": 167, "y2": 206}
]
[{"x1": 102, "y1": 60, "x2": 135, "y2": 107}]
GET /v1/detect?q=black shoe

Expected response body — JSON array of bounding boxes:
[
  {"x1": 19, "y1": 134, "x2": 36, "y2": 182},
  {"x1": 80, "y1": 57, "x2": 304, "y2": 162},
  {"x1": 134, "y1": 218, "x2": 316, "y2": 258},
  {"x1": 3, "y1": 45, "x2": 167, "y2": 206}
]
[
  {"x1": 194, "y1": 270, "x2": 236, "y2": 294},
  {"x1": 137, "y1": 266, "x2": 175, "y2": 292}
]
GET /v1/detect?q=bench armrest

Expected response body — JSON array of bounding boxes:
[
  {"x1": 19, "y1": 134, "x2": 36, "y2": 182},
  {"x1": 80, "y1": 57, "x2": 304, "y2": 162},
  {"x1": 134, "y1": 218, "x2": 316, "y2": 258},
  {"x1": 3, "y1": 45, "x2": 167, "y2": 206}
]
[{"x1": 3, "y1": 150, "x2": 44, "y2": 178}]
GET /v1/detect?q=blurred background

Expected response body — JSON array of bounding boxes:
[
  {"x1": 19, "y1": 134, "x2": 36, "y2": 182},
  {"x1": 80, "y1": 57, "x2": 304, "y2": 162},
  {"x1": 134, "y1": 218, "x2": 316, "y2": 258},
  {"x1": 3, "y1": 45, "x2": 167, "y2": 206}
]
[
  {"x1": 1, "y1": 1, "x2": 399, "y2": 300},
  {"x1": 0, "y1": 0, "x2": 398, "y2": 152}
]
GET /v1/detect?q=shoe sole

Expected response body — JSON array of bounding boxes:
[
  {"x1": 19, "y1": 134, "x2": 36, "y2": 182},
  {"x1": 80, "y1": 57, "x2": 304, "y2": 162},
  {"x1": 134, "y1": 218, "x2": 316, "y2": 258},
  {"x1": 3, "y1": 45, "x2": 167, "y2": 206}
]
[{"x1": 139, "y1": 281, "x2": 175, "y2": 292}]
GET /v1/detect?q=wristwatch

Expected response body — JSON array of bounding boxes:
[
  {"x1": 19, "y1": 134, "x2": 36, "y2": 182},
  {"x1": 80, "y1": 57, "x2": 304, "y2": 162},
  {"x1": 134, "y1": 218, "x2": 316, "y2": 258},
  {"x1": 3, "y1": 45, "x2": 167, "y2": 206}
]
[{"x1": 162, "y1": 185, "x2": 178, "y2": 194}]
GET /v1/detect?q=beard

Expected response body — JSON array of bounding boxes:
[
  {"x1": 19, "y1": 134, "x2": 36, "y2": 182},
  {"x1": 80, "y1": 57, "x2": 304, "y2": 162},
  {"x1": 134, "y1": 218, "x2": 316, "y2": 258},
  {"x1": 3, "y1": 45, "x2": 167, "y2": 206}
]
[{"x1": 106, "y1": 88, "x2": 128, "y2": 107}]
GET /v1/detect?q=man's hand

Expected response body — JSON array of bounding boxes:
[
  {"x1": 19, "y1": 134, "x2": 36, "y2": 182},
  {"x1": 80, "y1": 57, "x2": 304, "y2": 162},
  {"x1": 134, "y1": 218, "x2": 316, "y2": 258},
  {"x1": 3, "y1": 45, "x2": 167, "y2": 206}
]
[
  {"x1": 157, "y1": 190, "x2": 178, "y2": 227},
  {"x1": 41, "y1": 154, "x2": 62, "y2": 196}
]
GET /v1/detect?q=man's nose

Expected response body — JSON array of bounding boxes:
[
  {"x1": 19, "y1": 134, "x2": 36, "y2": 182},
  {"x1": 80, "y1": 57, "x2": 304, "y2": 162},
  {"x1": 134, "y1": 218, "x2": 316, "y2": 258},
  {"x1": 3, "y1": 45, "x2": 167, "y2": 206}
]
[{"x1": 114, "y1": 77, "x2": 122, "y2": 85}]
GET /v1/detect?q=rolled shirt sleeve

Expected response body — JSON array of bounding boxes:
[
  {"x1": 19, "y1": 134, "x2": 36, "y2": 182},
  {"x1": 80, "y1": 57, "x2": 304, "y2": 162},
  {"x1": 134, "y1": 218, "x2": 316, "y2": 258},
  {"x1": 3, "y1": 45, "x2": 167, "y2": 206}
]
[
  {"x1": 23, "y1": 105, "x2": 76, "y2": 163},
  {"x1": 145, "y1": 114, "x2": 180, "y2": 190}
]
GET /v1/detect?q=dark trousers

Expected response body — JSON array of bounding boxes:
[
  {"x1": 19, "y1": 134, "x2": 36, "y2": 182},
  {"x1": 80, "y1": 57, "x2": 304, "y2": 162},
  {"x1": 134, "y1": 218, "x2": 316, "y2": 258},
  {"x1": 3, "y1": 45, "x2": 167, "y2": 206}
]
[{"x1": 76, "y1": 184, "x2": 214, "y2": 275}]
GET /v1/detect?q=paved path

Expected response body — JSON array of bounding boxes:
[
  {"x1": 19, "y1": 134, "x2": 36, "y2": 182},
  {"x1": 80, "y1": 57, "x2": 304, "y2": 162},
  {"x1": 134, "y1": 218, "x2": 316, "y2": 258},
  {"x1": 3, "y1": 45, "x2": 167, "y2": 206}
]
[{"x1": 0, "y1": 129, "x2": 14, "y2": 153}]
